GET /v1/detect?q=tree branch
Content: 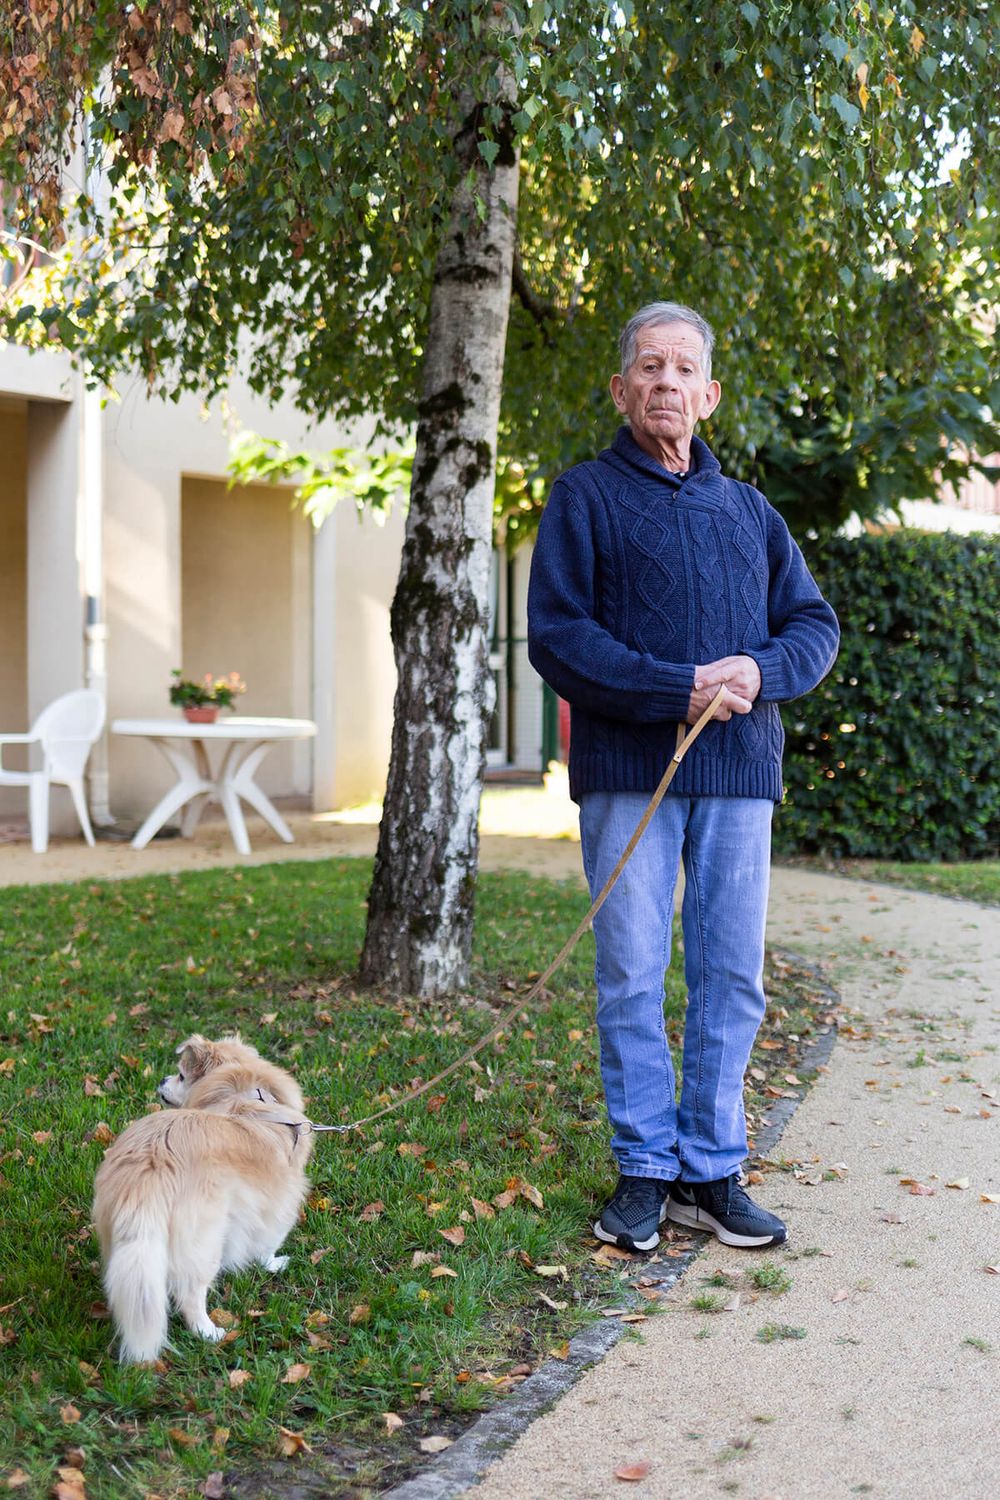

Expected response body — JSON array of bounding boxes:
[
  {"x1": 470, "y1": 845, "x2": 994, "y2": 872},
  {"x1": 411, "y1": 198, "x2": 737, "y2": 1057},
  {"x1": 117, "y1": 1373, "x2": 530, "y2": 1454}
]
[{"x1": 511, "y1": 243, "x2": 564, "y2": 326}]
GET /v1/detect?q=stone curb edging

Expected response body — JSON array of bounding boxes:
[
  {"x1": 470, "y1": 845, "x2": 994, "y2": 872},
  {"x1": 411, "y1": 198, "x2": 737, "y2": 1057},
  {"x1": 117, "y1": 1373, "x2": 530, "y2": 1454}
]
[{"x1": 381, "y1": 950, "x2": 841, "y2": 1500}]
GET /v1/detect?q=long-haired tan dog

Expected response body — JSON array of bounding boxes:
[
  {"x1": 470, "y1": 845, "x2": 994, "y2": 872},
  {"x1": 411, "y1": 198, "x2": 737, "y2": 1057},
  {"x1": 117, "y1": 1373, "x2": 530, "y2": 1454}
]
[{"x1": 92, "y1": 1034, "x2": 313, "y2": 1362}]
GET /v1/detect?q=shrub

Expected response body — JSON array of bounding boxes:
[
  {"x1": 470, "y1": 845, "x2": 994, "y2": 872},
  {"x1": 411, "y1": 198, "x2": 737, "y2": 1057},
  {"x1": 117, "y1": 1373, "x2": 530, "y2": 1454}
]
[{"x1": 775, "y1": 530, "x2": 1000, "y2": 861}]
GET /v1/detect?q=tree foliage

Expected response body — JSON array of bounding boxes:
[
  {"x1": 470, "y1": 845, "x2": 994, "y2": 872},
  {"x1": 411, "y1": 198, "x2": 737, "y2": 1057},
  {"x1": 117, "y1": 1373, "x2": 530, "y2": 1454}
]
[{"x1": 3, "y1": 2, "x2": 999, "y2": 479}]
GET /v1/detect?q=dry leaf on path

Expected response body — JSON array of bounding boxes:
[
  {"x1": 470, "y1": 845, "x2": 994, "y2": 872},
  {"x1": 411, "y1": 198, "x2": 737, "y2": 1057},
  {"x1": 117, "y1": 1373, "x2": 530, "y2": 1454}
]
[
  {"x1": 614, "y1": 1460, "x2": 651, "y2": 1481},
  {"x1": 946, "y1": 1178, "x2": 970, "y2": 1190},
  {"x1": 418, "y1": 1436, "x2": 453, "y2": 1455},
  {"x1": 981, "y1": 1194, "x2": 1000, "y2": 1204},
  {"x1": 831, "y1": 1288, "x2": 850, "y2": 1304}
]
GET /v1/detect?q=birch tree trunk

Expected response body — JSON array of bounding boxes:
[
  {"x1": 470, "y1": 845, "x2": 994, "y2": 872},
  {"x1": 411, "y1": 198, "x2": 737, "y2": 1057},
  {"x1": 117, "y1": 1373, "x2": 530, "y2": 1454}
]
[{"x1": 359, "y1": 105, "x2": 520, "y2": 997}]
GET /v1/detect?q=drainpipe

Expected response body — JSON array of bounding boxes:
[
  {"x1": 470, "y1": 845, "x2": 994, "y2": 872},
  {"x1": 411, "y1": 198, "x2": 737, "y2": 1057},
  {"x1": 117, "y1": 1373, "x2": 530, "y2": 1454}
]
[{"x1": 82, "y1": 379, "x2": 113, "y2": 826}]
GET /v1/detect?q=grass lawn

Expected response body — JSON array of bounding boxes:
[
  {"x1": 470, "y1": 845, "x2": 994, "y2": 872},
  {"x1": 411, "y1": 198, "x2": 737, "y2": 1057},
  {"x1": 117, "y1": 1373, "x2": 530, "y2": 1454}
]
[
  {"x1": 0, "y1": 859, "x2": 834, "y2": 1498},
  {"x1": 779, "y1": 857, "x2": 1000, "y2": 907}
]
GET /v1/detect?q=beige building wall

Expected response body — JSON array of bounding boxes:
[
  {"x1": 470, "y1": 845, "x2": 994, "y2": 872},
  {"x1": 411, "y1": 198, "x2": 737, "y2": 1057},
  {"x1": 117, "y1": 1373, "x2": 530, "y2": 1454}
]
[
  {"x1": 0, "y1": 402, "x2": 28, "y2": 814},
  {"x1": 180, "y1": 477, "x2": 313, "y2": 798},
  {"x1": 330, "y1": 500, "x2": 406, "y2": 806},
  {"x1": 0, "y1": 339, "x2": 406, "y2": 835}
]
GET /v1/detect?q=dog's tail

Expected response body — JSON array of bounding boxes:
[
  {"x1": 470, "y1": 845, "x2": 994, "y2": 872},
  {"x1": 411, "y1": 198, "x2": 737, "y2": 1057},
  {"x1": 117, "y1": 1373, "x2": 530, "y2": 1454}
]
[{"x1": 102, "y1": 1206, "x2": 169, "y2": 1363}]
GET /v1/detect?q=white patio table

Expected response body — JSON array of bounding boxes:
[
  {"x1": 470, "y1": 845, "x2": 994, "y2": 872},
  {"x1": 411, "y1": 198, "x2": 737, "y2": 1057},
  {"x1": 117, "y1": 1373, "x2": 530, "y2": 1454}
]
[{"x1": 111, "y1": 717, "x2": 317, "y2": 855}]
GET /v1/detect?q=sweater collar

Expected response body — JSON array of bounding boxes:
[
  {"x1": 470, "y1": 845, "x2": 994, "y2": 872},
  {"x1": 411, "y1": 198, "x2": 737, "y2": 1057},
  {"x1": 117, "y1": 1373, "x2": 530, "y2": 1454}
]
[{"x1": 603, "y1": 425, "x2": 722, "y2": 489}]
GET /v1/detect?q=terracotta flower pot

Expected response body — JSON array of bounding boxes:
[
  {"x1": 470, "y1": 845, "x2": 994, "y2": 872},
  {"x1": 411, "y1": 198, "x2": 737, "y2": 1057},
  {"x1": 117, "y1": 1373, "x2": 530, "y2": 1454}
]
[{"x1": 182, "y1": 706, "x2": 219, "y2": 724}]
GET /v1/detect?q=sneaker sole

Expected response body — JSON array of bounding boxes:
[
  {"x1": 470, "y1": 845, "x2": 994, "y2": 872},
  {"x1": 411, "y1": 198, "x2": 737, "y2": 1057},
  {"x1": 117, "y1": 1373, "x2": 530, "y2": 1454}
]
[
  {"x1": 592, "y1": 1202, "x2": 666, "y2": 1254},
  {"x1": 665, "y1": 1199, "x2": 786, "y2": 1249}
]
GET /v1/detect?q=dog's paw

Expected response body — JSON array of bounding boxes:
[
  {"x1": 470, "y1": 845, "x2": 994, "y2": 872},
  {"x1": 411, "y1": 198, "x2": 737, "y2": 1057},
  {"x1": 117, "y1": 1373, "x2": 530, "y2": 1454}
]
[
  {"x1": 263, "y1": 1254, "x2": 289, "y2": 1273},
  {"x1": 199, "y1": 1321, "x2": 227, "y2": 1343}
]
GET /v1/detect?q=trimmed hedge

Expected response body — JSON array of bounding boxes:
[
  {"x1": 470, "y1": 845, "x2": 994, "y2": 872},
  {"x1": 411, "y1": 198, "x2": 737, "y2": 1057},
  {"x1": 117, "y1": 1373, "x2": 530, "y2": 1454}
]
[{"x1": 775, "y1": 530, "x2": 1000, "y2": 861}]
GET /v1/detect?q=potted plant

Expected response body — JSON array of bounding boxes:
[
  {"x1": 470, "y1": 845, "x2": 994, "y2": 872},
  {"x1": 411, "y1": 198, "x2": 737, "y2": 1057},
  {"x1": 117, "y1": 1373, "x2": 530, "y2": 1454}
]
[{"x1": 169, "y1": 670, "x2": 247, "y2": 724}]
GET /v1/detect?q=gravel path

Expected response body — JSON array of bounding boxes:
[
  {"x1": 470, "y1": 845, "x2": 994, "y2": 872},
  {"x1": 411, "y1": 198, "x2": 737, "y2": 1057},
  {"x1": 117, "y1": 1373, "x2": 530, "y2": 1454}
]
[{"x1": 457, "y1": 868, "x2": 1000, "y2": 1500}]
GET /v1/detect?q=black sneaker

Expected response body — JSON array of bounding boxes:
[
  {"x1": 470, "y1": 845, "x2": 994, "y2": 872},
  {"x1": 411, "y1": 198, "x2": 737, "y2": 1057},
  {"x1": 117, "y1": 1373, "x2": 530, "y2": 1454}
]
[
  {"x1": 593, "y1": 1175, "x2": 670, "y2": 1252},
  {"x1": 666, "y1": 1176, "x2": 786, "y2": 1248}
]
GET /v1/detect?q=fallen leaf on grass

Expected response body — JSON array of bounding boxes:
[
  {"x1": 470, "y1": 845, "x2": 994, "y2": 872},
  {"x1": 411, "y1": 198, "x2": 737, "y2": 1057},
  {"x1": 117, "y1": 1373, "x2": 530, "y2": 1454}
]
[
  {"x1": 614, "y1": 1461, "x2": 651, "y2": 1481},
  {"x1": 228, "y1": 1369, "x2": 252, "y2": 1389},
  {"x1": 53, "y1": 1485, "x2": 85, "y2": 1500},
  {"x1": 535, "y1": 1264, "x2": 568, "y2": 1280},
  {"x1": 209, "y1": 1308, "x2": 237, "y2": 1328},
  {"x1": 383, "y1": 1412, "x2": 404, "y2": 1434},
  {"x1": 211, "y1": 1428, "x2": 229, "y2": 1451},
  {"x1": 348, "y1": 1305, "x2": 370, "y2": 1325},
  {"x1": 438, "y1": 1226, "x2": 465, "y2": 1248},
  {"x1": 591, "y1": 1244, "x2": 635, "y2": 1266},
  {"x1": 59, "y1": 1405, "x2": 81, "y2": 1425},
  {"x1": 167, "y1": 1429, "x2": 199, "y2": 1448},
  {"x1": 469, "y1": 1197, "x2": 495, "y2": 1220},
  {"x1": 431, "y1": 1265, "x2": 458, "y2": 1279},
  {"x1": 359, "y1": 1200, "x2": 384, "y2": 1222},
  {"x1": 418, "y1": 1435, "x2": 453, "y2": 1455},
  {"x1": 537, "y1": 1292, "x2": 568, "y2": 1311},
  {"x1": 277, "y1": 1427, "x2": 311, "y2": 1457},
  {"x1": 201, "y1": 1475, "x2": 225, "y2": 1500},
  {"x1": 304, "y1": 1309, "x2": 330, "y2": 1328},
  {"x1": 397, "y1": 1141, "x2": 427, "y2": 1158},
  {"x1": 282, "y1": 1363, "x2": 310, "y2": 1384},
  {"x1": 412, "y1": 1251, "x2": 440, "y2": 1268},
  {"x1": 492, "y1": 1189, "x2": 518, "y2": 1209},
  {"x1": 31, "y1": 1130, "x2": 52, "y2": 1145},
  {"x1": 4, "y1": 1472, "x2": 30, "y2": 1490}
]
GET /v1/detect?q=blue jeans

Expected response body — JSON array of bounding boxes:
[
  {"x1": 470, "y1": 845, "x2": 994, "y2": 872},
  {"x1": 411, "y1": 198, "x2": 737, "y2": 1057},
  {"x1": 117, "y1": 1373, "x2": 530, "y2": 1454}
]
[{"x1": 579, "y1": 793, "x2": 773, "y2": 1183}]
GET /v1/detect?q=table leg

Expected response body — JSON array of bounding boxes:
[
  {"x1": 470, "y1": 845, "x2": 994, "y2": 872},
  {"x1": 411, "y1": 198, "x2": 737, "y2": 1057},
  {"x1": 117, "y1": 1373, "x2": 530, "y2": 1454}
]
[
  {"x1": 227, "y1": 741, "x2": 295, "y2": 843},
  {"x1": 180, "y1": 741, "x2": 215, "y2": 836},
  {"x1": 131, "y1": 739, "x2": 213, "y2": 850}
]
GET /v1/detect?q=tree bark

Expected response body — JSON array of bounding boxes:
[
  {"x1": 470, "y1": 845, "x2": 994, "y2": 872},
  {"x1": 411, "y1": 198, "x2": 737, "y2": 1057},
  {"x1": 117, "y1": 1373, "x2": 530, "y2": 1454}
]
[{"x1": 359, "y1": 103, "x2": 520, "y2": 997}]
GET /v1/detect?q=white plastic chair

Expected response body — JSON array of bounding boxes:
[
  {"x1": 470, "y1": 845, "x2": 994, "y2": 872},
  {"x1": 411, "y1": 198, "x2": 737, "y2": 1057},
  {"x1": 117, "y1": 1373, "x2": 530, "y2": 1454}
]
[{"x1": 0, "y1": 690, "x2": 106, "y2": 852}]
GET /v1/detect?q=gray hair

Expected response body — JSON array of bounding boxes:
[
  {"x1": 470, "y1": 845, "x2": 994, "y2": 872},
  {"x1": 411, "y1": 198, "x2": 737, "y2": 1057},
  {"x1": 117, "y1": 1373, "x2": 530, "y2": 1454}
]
[{"x1": 618, "y1": 302, "x2": 715, "y2": 379}]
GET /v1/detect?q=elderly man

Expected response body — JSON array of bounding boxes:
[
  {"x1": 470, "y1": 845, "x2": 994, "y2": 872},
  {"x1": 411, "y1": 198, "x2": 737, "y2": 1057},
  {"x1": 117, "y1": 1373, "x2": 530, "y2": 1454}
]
[{"x1": 527, "y1": 302, "x2": 839, "y2": 1253}]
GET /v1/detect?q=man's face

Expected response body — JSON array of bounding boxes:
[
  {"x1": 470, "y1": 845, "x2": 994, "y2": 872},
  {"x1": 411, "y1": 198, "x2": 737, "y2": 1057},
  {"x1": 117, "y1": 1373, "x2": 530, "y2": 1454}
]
[{"x1": 609, "y1": 321, "x2": 721, "y2": 459}]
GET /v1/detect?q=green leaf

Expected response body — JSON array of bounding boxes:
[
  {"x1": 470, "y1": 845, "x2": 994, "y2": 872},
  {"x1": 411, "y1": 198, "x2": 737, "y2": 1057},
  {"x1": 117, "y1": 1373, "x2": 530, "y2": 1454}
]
[{"x1": 830, "y1": 93, "x2": 861, "y2": 130}]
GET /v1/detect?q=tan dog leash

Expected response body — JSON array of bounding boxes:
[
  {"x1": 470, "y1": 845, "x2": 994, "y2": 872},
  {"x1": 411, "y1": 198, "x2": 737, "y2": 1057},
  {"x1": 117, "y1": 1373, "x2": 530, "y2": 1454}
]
[{"x1": 305, "y1": 685, "x2": 728, "y2": 1136}]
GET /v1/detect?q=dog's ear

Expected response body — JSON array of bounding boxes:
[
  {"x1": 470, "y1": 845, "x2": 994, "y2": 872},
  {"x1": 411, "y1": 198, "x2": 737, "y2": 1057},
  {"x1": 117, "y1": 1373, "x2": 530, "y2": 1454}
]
[{"x1": 176, "y1": 1034, "x2": 213, "y2": 1078}]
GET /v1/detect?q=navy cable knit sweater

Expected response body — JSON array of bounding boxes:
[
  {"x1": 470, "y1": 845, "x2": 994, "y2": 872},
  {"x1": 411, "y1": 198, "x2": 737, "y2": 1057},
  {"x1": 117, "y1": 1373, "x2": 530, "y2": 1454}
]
[{"x1": 527, "y1": 427, "x2": 840, "y2": 803}]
